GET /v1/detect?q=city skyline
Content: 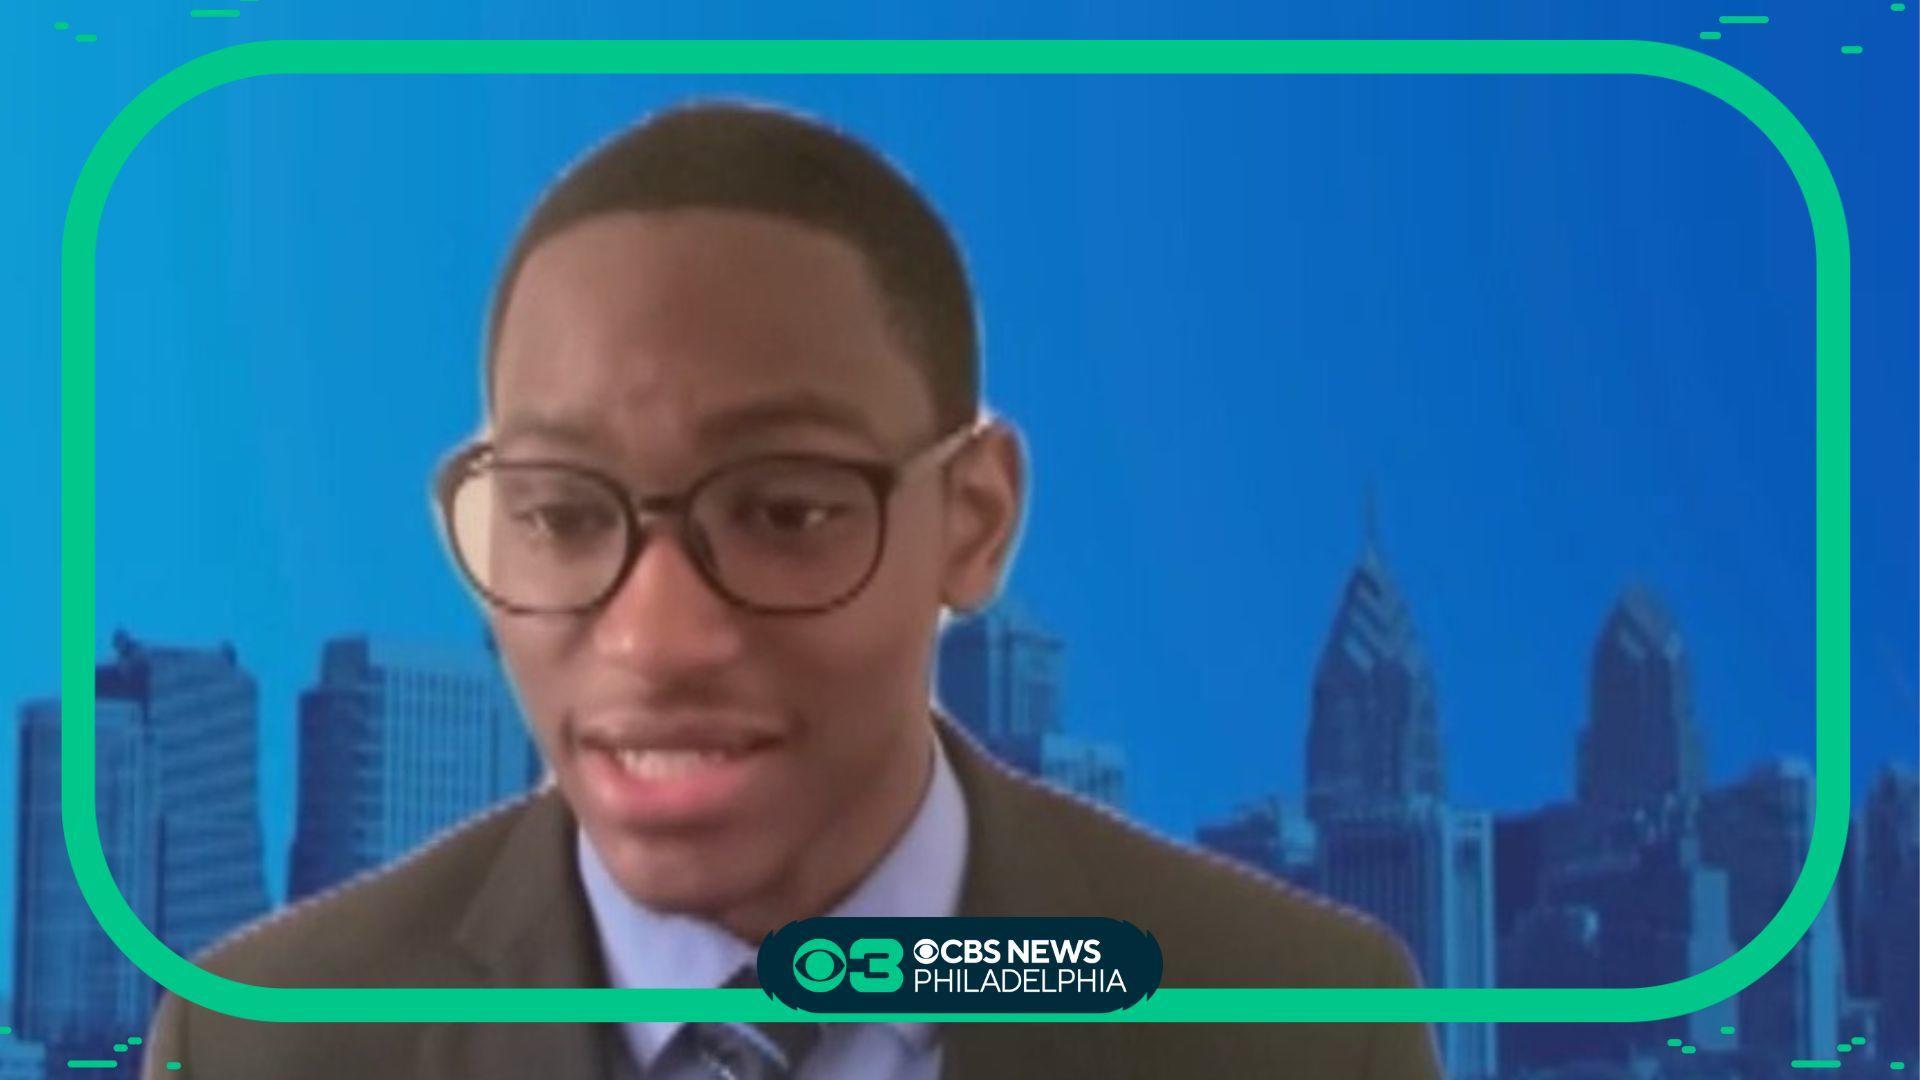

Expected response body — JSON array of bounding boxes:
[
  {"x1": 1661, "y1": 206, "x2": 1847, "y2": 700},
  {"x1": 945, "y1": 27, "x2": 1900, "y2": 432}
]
[
  {"x1": 3, "y1": 576, "x2": 1904, "y2": 930},
  {"x1": 0, "y1": 493, "x2": 1900, "y2": 1080},
  {"x1": 0, "y1": 580, "x2": 1910, "y2": 1077},
  {"x1": 1186, "y1": 540, "x2": 1913, "y2": 1074},
  {"x1": 4, "y1": 560, "x2": 1893, "y2": 975}
]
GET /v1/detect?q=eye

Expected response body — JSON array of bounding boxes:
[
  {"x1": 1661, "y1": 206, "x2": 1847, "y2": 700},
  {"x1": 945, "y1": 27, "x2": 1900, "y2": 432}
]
[
  {"x1": 506, "y1": 500, "x2": 618, "y2": 545},
  {"x1": 793, "y1": 944, "x2": 848, "y2": 985},
  {"x1": 741, "y1": 496, "x2": 848, "y2": 534}
]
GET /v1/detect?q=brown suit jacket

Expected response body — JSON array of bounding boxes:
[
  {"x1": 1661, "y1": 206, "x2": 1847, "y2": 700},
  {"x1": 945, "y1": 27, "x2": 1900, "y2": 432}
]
[{"x1": 144, "y1": 720, "x2": 1443, "y2": 1079}]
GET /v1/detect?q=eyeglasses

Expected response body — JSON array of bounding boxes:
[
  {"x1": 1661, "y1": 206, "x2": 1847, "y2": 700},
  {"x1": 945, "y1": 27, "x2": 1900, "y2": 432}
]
[{"x1": 432, "y1": 420, "x2": 985, "y2": 617}]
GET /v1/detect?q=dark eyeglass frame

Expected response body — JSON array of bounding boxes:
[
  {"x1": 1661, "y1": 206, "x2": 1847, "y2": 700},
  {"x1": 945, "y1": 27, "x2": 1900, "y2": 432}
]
[{"x1": 431, "y1": 418, "x2": 988, "y2": 617}]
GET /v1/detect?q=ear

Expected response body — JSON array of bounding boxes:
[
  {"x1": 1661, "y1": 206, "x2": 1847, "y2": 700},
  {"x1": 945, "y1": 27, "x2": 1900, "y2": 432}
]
[{"x1": 939, "y1": 421, "x2": 1027, "y2": 614}]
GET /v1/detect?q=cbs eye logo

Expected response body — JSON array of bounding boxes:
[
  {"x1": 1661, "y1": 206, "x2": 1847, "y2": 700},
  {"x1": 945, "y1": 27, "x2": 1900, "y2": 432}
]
[
  {"x1": 792, "y1": 939, "x2": 849, "y2": 991},
  {"x1": 791, "y1": 938, "x2": 904, "y2": 993}
]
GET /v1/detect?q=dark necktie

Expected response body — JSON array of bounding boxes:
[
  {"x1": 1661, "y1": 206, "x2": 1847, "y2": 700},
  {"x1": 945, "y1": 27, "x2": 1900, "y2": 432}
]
[{"x1": 680, "y1": 966, "x2": 824, "y2": 1080}]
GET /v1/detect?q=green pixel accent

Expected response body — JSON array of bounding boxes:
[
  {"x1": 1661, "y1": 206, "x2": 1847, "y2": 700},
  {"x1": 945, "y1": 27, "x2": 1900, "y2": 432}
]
[
  {"x1": 74, "y1": 33, "x2": 98, "y2": 43},
  {"x1": 1792, "y1": 1063, "x2": 1841, "y2": 1070},
  {"x1": 60, "y1": 38, "x2": 1854, "y2": 1026},
  {"x1": 1840, "y1": 45, "x2": 1864, "y2": 54},
  {"x1": 1700, "y1": 31, "x2": 1723, "y2": 40},
  {"x1": 190, "y1": 9, "x2": 242, "y2": 17},
  {"x1": 1720, "y1": 14, "x2": 1771, "y2": 23}
]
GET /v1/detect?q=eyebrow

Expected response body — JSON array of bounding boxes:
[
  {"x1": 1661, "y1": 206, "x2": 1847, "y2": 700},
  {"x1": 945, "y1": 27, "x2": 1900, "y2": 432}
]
[
  {"x1": 490, "y1": 391, "x2": 886, "y2": 456},
  {"x1": 490, "y1": 413, "x2": 605, "y2": 453}
]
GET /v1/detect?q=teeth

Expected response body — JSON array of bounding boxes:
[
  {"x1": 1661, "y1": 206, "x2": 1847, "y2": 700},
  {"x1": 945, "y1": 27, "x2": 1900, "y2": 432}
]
[{"x1": 610, "y1": 747, "x2": 735, "y2": 781}]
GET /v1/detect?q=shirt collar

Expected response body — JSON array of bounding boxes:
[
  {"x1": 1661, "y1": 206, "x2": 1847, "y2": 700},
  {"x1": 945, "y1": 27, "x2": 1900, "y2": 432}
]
[{"x1": 575, "y1": 722, "x2": 970, "y2": 1068}]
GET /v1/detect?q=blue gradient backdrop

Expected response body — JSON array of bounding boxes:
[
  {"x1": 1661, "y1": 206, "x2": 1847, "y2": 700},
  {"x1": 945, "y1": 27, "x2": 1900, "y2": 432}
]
[{"x1": 2, "y1": 0, "x2": 1913, "y2": 1011}]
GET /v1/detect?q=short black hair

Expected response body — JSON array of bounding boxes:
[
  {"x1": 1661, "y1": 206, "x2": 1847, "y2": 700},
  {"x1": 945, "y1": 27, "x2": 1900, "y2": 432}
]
[{"x1": 484, "y1": 99, "x2": 980, "y2": 434}]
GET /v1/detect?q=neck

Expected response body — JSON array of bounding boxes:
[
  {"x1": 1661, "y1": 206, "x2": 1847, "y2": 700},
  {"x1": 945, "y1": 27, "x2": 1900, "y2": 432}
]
[{"x1": 713, "y1": 716, "x2": 936, "y2": 943}]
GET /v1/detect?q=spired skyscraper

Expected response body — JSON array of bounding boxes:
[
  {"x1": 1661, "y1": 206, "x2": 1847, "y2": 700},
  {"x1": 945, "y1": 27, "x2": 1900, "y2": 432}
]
[
  {"x1": 94, "y1": 631, "x2": 271, "y2": 963},
  {"x1": 1304, "y1": 519, "x2": 1495, "y2": 1080},
  {"x1": 1305, "y1": 537, "x2": 1444, "y2": 821},
  {"x1": 936, "y1": 600, "x2": 1126, "y2": 809},
  {"x1": 288, "y1": 635, "x2": 542, "y2": 899}
]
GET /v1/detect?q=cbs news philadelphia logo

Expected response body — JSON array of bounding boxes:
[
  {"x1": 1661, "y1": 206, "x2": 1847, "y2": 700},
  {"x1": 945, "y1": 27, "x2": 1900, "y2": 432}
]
[{"x1": 761, "y1": 917, "x2": 1161, "y2": 1013}]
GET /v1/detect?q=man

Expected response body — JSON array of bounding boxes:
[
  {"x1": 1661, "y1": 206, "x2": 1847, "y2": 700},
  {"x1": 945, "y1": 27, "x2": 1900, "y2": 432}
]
[{"x1": 145, "y1": 100, "x2": 1442, "y2": 1079}]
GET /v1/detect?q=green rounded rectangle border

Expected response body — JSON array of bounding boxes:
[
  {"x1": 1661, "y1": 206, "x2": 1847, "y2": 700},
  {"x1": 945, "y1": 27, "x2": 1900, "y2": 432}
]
[{"x1": 60, "y1": 38, "x2": 1850, "y2": 1024}]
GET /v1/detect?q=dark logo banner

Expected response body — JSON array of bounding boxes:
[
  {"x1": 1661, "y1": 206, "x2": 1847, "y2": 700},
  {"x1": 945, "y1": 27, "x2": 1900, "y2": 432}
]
[{"x1": 758, "y1": 917, "x2": 1161, "y2": 1013}]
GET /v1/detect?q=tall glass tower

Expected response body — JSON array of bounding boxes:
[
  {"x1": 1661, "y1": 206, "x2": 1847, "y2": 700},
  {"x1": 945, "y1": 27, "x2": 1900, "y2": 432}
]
[
  {"x1": 95, "y1": 631, "x2": 270, "y2": 962},
  {"x1": 13, "y1": 698, "x2": 160, "y2": 1061},
  {"x1": 288, "y1": 635, "x2": 539, "y2": 899}
]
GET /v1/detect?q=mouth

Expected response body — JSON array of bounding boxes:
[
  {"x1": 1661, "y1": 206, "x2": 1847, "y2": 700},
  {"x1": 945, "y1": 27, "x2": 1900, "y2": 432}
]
[{"x1": 571, "y1": 717, "x2": 785, "y2": 827}]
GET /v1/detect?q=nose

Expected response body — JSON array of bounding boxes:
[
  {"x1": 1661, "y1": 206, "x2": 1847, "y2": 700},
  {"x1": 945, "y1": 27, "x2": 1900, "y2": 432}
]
[{"x1": 589, "y1": 526, "x2": 746, "y2": 677}]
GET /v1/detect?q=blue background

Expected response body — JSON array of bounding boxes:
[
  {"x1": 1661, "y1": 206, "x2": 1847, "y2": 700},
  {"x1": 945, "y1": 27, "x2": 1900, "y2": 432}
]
[{"x1": 2, "y1": 0, "x2": 1912, "y2": 1022}]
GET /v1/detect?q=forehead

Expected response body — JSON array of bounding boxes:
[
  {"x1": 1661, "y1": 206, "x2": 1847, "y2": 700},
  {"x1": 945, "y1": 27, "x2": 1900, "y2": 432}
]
[{"x1": 489, "y1": 208, "x2": 936, "y2": 459}]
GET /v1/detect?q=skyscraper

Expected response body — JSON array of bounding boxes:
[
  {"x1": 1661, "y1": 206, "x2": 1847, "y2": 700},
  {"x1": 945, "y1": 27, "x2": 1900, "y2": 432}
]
[
  {"x1": 936, "y1": 601, "x2": 1129, "y2": 809},
  {"x1": 95, "y1": 631, "x2": 269, "y2": 964},
  {"x1": 287, "y1": 635, "x2": 540, "y2": 899},
  {"x1": 1492, "y1": 804, "x2": 1587, "y2": 943},
  {"x1": 1499, "y1": 590, "x2": 1736, "y2": 1075},
  {"x1": 1700, "y1": 758, "x2": 1843, "y2": 1061},
  {"x1": 1304, "y1": 530, "x2": 1492, "y2": 1078},
  {"x1": 1577, "y1": 585, "x2": 1706, "y2": 812},
  {"x1": 936, "y1": 599, "x2": 1063, "y2": 744},
  {"x1": 1847, "y1": 764, "x2": 1918, "y2": 1062},
  {"x1": 1304, "y1": 538, "x2": 1444, "y2": 824},
  {"x1": 13, "y1": 699, "x2": 160, "y2": 1064}
]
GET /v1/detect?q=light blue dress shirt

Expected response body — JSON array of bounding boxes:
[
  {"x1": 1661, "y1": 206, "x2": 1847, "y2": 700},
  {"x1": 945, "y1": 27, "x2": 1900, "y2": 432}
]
[{"x1": 576, "y1": 730, "x2": 969, "y2": 1080}]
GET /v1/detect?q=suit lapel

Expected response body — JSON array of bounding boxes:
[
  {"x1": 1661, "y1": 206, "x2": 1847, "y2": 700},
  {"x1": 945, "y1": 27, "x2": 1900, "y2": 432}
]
[
  {"x1": 414, "y1": 787, "x2": 622, "y2": 1080},
  {"x1": 411, "y1": 720, "x2": 1134, "y2": 1080},
  {"x1": 934, "y1": 718, "x2": 1134, "y2": 1080}
]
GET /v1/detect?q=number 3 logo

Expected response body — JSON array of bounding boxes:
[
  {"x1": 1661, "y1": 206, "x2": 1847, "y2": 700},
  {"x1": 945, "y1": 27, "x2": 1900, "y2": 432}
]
[{"x1": 849, "y1": 938, "x2": 903, "y2": 992}]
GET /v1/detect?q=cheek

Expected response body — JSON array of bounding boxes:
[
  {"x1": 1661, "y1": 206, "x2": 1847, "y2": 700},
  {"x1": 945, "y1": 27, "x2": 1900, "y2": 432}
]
[
  {"x1": 774, "y1": 519, "x2": 945, "y2": 709},
  {"x1": 489, "y1": 617, "x2": 579, "y2": 737}
]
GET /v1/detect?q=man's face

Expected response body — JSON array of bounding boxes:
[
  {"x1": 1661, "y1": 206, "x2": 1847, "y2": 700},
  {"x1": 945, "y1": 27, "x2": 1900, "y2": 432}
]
[{"x1": 485, "y1": 208, "x2": 1011, "y2": 930}]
